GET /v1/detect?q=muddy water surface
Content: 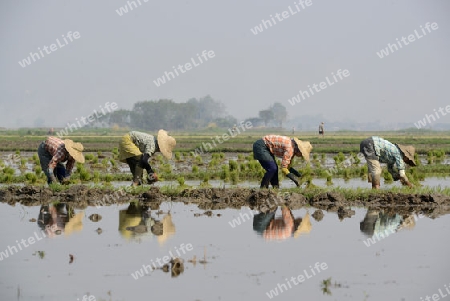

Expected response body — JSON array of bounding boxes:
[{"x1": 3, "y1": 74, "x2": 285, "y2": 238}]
[{"x1": 0, "y1": 200, "x2": 449, "y2": 301}]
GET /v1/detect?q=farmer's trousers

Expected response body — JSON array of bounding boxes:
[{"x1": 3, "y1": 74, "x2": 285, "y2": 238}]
[
  {"x1": 360, "y1": 138, "x2": 381, "y2": 185},
  {"x1": 253, "y1": 139, "x2": 279, "y2": 188}
]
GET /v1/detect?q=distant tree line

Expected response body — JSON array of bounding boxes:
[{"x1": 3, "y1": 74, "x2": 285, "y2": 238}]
[{"x1": 95, "y1": 95, "x2": 288, "y2": 130}]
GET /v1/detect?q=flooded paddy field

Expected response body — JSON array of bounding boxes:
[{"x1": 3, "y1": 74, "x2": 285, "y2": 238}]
[
  {"x1": 1, "y1": 190, "x2": 449, "y2": 301},
  {"x1": 1, "y1": 134, "x2": 449, "y2": 300}
]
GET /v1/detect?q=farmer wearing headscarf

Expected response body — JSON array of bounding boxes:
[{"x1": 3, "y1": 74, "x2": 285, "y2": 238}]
[
  {"x1": 38, "y1": 136, "x2": 85, "y2": 184},
  {"x1": 252, "y1": 135, "x2": 312, "y2": 188},
  {"x1": 118, "y1": 129, "x2": 176, "y2": 186},
  {"x1": 360, "y1": 136, "x2": 416, "y2": 189}
]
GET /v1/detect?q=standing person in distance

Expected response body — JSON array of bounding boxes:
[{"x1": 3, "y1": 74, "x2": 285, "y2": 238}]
[{"x1": 319, "y1": 122, "x2": 324, "y2": 138}]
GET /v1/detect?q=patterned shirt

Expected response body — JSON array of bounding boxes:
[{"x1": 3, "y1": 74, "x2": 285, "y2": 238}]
[
  {"x1": 129, "y1": 131, "x2": 157, "y2": 156},
  {"x1": 263, "y1": 207, "x2": 295, "y2": 241},
  {"x1": 263, "y1": 135, "x2": 300, "y2": 172},
  {"x1": 44, "y1": 136, "x2": 75, "y2": 174},
  {"x1": 372, "y1": 136, "x2": 405, "y2": 176}
]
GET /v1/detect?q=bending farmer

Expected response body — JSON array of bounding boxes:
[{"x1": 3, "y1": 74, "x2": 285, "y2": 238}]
[
  {"x1": 38, "y1": 137, "x2": 85, "y2": 184},
  {"x1": 118, "y1": 130, "x2": 176, "y2": 186},
  {"x1": 360, "y1": 136, "x2": 416, "y2": 189},
  {"x1": 253, "y1": 135, "x2": 312, "y2": 188}
]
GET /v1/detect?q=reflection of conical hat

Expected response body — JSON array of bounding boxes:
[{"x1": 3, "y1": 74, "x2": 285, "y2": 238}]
[
  {"x1": 400, "y1": 215, "x2": 416, "y2": 230},
  {"x1": 157, "y1": 129, "x2": 176, "y2": 159},
  {"x1": 64, "y1": 211, "x2": 84, "y2": 236},
  {"x1": 118, "y1": 210, "x2": 142, "y2": 240},
  {"x1": 157, "y1": 214, "x2": 176, "y2": 245},
  {"x1": 63, "y1": 139, "x2": 85, "y2": 163},
  {"x1": 293, "y1": 138, "x2": 312, "y2": 161},
  {"x1": 294, "y1": 212, "x2": 312, "y2": 238}
]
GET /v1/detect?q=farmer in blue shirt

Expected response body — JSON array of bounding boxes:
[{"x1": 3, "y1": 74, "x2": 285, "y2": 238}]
[{"x1": 360, "y1": 136, "x2": 416, "y2": 189}]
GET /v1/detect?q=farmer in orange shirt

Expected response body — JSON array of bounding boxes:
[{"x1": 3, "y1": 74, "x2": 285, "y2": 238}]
[{"x1": 252, "y1": 135, "x2": 312, "y2": 188}]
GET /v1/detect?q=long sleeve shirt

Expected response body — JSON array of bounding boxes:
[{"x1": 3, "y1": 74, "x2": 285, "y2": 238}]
[
  {"x1": 44, "y1": 136, "x2": 75, "y2": 174},
  {"x1": 372, "y1": 136, "x2": 405, "y2": 177},
  {"x1": 263, "y1": 135, "x2": 300, "y2": 175},
  {"x1": 263, "y1": 207, "x2": 295, "y2": 241},
  {"x1": 129, "y1": 131, "x2": 157, "y2": 156}
]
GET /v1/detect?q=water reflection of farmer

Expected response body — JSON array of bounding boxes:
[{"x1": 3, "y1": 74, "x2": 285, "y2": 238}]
[
  {"x1": 37, "y1": 203, "x2": 84, "y2": 237},
  {"x1": 118, "y1": 202, "x2": 176, "y2": 244},
  {"x1": 360, "y1": 209, "x2": 416, "y2": 238},
  {"x1": 253, "y1": 206, "x2": 311, "y2": 241}
]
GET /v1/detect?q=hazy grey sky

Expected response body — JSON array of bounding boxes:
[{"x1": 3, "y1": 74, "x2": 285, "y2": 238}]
[{"x1": 1, "y1": 0, "x2": 449, "y2": 128}]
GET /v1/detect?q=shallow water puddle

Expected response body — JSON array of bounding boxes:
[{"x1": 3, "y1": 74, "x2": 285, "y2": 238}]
[{"x1": 0, "y1": 201, "x2": 449, "y2": 301}]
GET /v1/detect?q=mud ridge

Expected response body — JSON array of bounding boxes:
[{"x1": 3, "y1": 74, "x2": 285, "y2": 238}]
[{"x1": 1, "y1": 186, "x2": 450, "y2": 217}]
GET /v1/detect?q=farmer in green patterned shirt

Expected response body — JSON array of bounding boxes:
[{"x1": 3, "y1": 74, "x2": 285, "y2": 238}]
[
  {"x1": 360, "y1": 136, "x2": 416, "y2": 189},
  {"x1": 118, "y1": 130, "x2": 176, "y2": 186}
]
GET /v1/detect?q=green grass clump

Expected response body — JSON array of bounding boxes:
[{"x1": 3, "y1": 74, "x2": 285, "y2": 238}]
[
  {"x1": 79, "y1": 168, "x2": 92, "y2": 181},
  {"x1": 85, "y1": 154, "x2": 94, "y2": 161},
  {"x1": 104, "y1": 174, "x2": 113, "y2": 183},
  {"x1": 93, "y1": 171, "x2": 100, "y2": 183},
  {"x1": 174, "y1": 152, "x2": 182, "y2": 161},
  {"x1": 177, "y1": 177, "x2": 185, "y2": 186},
  {"x1": 230, "y1": 170, "x2": 239, "y2": 185},
  {"x1": 3, "y1": 166, "x2": 15, "y2": 175},
  {"x1": 383, "y1": 170, "x2": 393, "y2": 183},
  {"x1": 192, "y1": 165, "x2": 199, "y2": 173},
  {"x1": 220, "y1": 165, "x2": 230, "y2": 181},
  {"x1": 326, "y1": 175, "x2": 333, "y2": 186},
  {"x1": 333, "y1": 152, "x2": 346, "y2": 165},
  {"x1": 25, "y1": 172, "x2": 37, "y2": 184},
  {"x1": 229, "y1": 160, "x2": 238, "y2": 171}
]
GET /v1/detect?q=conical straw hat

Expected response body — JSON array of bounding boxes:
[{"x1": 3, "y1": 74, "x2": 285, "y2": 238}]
[{"x1": 157, "y1": 130, "x2": 176, "y2": 159}]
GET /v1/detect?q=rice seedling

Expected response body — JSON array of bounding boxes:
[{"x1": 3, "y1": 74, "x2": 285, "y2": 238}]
[
  {"x1": 229, "y1": 160, "x2": 238, "y2": 171},
  {"x1": 174, "y1": 152, "x2": 182, "y2": 161},
  {"x1": 93, "y1": 171, "x2": 100, "y2": 183},
  {"x1": 19, "y1": 158, "x2": 27, "y2": 169},
  {"x1": 220, "y1": 165, "x2": 230, "y2": 181},
  {"x1": 230, "y1": 170, "x2": 239, "y2": 185},
  {"x1": 383, "y1": 170, "x2": 393, "y2": 183},
  {"x1": 25, "y1": 172, "x2": 37, "y2": 184},
  {"x1": 79, "y1": 168, "x2": 92, "y2": 181},
  {"x1": 85, "y1": 153, "x2": 94, "y2": 161},
  {"x1": 194, "y1": 155, "x2": 203, "y2": 165},
  {"x1": 101, "y1": 158, "x2": 109, "y2": 168},
  {"x1": 177, "y1": 177, "x2": 185, "y2": 186},
  {"x1": 104, "y1": 174, "x2": 113, "y2": 183},
  {"x1": 326, "y1": 175, "x2": 333, "y2": 186},
  {"x1": 192, "y1": 165, "x2": 199, "y2": 173},
  {"x1": 333, "y1": 152, "x2": 346, "y2": 165}
]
